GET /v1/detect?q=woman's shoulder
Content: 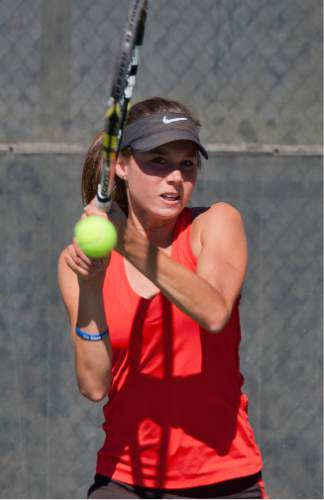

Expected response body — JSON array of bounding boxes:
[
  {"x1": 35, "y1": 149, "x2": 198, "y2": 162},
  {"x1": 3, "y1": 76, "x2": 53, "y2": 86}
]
[
  {"x1": 191, "y1": 202, "x2": 243, "y2": 225},
  {"x1": 190, "y1": 202, "x2": 244, "y2": 257}
]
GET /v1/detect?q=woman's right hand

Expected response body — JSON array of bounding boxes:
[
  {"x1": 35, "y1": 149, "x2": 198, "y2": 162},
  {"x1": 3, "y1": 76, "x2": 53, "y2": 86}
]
[
  {"x1": 64, "y1": 240, "x2": 109, "y2": 282},
  {"x1": 64, "y1": 201, "x2": 113, "y2": 281}
]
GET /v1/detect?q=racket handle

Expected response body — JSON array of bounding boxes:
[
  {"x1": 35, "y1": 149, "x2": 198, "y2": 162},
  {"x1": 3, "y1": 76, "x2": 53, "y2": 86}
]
[{"x1": 95, "y1": 185, "x2": 113, "y2": 212}]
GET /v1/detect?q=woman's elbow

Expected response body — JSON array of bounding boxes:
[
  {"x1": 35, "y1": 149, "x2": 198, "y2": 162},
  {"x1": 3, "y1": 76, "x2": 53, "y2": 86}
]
[
  {"x1": 79, "y1": 387, "x2": 107, "y2": 402},
  {"x1": 77, "y1": 378, "x2": 111, "y2": 402},
  {"x1": 204, "y1": 308, "x2": 231, "y2": 334}
]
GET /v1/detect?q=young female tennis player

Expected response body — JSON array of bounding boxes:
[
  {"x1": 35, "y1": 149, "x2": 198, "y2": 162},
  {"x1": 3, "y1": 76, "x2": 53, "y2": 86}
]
[{"x1": 58, "y1": 97, "x2": 268, "y2": 499}]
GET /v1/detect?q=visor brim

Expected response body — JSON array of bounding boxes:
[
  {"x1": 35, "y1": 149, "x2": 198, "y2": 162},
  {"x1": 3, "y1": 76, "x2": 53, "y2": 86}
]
[{"x1": 128, "y1": 130, "x2": 208, "y2": 159}]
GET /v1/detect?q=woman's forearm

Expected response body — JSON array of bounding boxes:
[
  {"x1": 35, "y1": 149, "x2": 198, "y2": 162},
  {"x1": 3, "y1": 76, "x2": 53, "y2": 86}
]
[
  {"x1": 121, "y1": 231, "x2": 229, "y2": 332},
  {"x1": 74, "y1": 279, "x2": 112, "y2": 401}
]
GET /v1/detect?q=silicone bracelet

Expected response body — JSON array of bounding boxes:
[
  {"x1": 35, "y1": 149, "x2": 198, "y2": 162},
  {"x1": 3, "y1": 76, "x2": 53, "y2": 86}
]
[{"x1": 75, "y1": 327, "x2": 108, "y2": 341}]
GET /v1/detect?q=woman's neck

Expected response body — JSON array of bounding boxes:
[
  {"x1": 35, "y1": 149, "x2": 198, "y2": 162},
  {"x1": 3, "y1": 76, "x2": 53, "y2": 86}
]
[{"x1": 127, "y1": 209, "x2": 179, "y2": 249}]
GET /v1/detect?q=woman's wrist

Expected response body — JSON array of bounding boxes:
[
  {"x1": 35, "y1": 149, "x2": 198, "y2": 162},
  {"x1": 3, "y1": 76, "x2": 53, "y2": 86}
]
[
  {"x1": 77, "y1": 275, "x2": 106, "y2": 330},
  {"x1": 78, "y1": 272, "x2": 105, "y2": 290},
  {"x1": 75, "y1": 326, "x2": 108, "y2": 341},
  {"x1": 120, "y1": 223, "x2": 149, "y2": 259}
]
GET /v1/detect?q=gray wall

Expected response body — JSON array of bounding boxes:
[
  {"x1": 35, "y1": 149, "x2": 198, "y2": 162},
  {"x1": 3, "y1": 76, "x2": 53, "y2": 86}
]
[{"x1": 0, "y1": 1, "x2": 322, "y2": 498}]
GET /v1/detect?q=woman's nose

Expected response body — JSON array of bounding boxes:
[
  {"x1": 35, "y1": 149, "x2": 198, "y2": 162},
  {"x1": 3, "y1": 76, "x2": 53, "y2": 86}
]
[{"x1": 167, "y1": 168, "x2": 182, "y2": 183}]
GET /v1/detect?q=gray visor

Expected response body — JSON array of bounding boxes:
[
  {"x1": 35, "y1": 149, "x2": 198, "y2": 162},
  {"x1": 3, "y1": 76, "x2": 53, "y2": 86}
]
[{"x1": 120, "y1": 112, "x2": 208, "y2": 159}]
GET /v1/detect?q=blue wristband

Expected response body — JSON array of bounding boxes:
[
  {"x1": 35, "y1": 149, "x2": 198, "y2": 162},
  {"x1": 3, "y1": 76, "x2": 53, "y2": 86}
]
[{"x1": 75, "y1": 327, "x2": 108, "y2": 341}]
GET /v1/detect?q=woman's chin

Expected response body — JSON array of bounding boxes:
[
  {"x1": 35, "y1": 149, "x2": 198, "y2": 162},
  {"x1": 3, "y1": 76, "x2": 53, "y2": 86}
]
[
  {"x1": 129, "y1": 198, "x2": 187, "y2": 223},
  {"x1": 155, "y1": 201, "x2": 185, "y2": 217}
]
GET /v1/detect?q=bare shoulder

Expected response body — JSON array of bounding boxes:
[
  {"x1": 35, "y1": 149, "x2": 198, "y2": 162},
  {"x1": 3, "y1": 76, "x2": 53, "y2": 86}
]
[
  {"x1": 194, "y1": 202, "x2": 243, "y2": 225},
  {"x1": 191, "y1": 202, "x2": 245, "y2": 255}
]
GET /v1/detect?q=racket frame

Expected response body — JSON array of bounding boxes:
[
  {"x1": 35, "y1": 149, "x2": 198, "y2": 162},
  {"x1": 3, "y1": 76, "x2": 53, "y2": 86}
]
[{"x1": 96, "y1": 0, "x2": 148, "y2": 211}]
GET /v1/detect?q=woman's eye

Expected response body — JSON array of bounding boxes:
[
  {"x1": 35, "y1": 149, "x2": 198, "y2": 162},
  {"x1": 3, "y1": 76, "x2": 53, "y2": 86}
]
[
  {"x1": 151, "y1": 157, "x2": 167, "y2": 165},
  {"x1": 181, "y1": 160, "x2": 195, "y2": 169}
]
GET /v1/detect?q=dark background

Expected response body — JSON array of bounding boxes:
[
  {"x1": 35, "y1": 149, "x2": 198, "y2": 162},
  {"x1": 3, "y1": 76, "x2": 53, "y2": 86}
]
[{"x1": 0, "y1": 1, "x2": 322, "y2": 498}]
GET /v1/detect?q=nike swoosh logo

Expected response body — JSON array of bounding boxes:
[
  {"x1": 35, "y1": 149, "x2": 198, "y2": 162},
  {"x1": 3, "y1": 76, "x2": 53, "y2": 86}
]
[{"x1": 162, "y1": 116, "x2": 188, "y2": 124}]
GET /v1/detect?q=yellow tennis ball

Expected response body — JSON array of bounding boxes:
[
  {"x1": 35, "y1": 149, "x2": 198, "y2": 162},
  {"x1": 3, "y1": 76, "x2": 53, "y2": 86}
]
[{"x1": 74, "y1": 215, "x2": 117, "y2": 258}]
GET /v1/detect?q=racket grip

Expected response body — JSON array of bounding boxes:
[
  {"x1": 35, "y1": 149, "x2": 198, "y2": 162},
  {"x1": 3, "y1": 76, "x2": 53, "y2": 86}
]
[{"x1": 95, "y1": 185, "x2": 113, "y2": 213}]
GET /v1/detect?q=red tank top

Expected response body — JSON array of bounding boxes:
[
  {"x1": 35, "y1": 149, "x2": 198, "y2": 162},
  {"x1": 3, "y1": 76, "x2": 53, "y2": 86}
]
[{"x1": 97, "y1": 207, "x2": 262, "y2": 489}]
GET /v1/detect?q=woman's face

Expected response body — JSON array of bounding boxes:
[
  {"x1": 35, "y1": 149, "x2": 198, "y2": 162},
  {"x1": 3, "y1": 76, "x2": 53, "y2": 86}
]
[{"x1": 120, "y1": 140, "x2": 198, "y2": 221}]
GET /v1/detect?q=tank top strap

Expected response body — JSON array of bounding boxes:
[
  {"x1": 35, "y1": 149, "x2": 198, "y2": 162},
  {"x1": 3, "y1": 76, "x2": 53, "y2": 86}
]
[{"x1": 171, "y1": 207, "x2": 199, "y2": 270}]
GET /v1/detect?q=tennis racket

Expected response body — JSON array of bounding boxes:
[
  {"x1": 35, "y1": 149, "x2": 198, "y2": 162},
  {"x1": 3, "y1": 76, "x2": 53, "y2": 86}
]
[{"x1": 96, "y1": 0, "x2": 148, "y2": 211}]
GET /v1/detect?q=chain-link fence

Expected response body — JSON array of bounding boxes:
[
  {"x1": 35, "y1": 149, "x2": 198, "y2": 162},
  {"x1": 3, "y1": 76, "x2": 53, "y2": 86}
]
[
  {"x1": 0, "y1": 0, "x2": 322, "y2": 146},
  {"x1": 0, "y1": 1, "x2": 322, "y2": 499}
]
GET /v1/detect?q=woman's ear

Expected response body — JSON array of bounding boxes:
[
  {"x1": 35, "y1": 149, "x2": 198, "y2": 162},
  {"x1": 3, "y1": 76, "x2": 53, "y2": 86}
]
[{"x1": 115, "y1": 155, "x2": 128, "y2": 181}]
